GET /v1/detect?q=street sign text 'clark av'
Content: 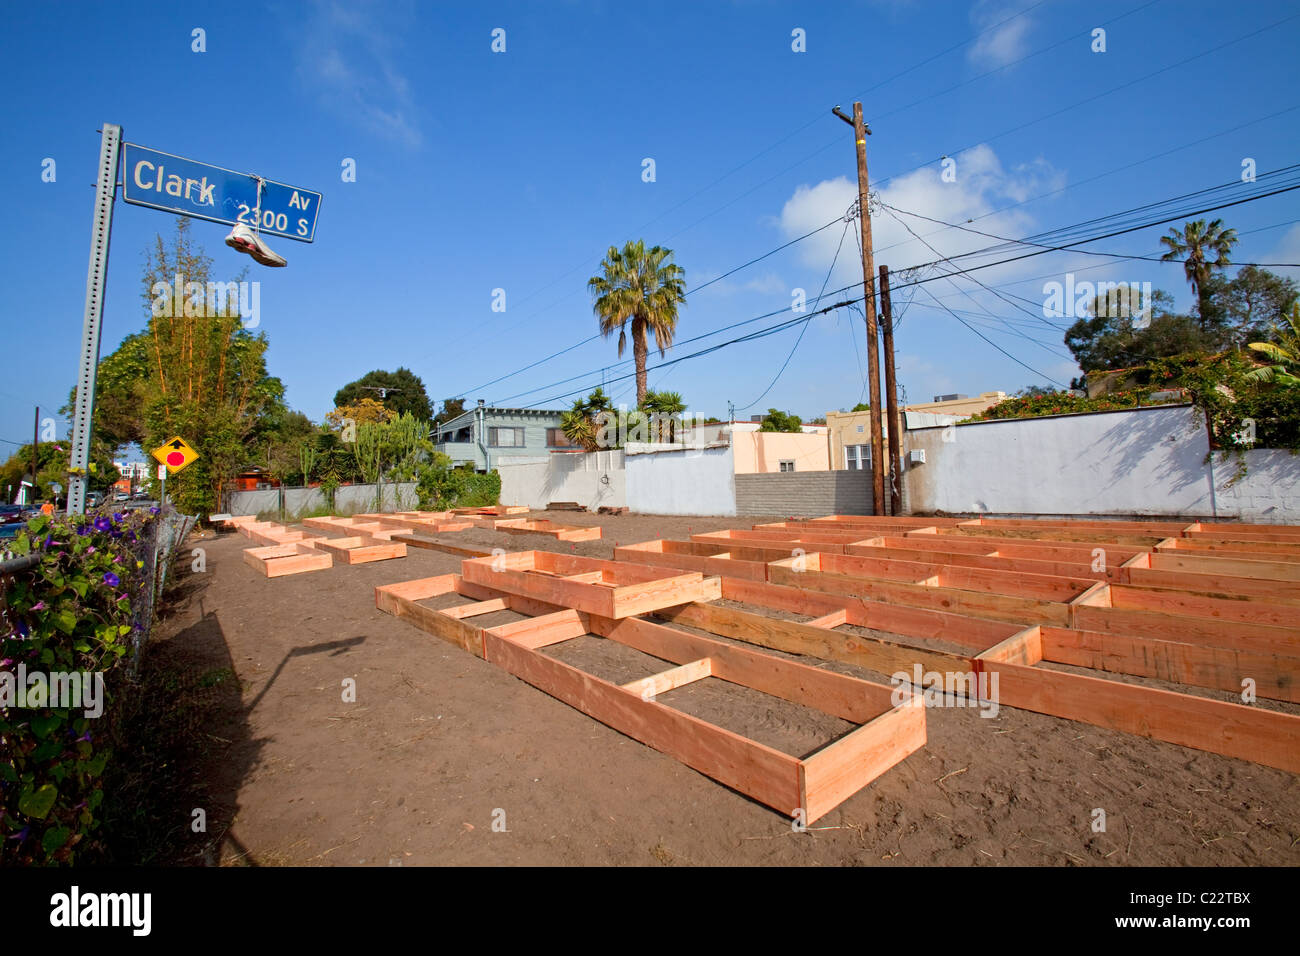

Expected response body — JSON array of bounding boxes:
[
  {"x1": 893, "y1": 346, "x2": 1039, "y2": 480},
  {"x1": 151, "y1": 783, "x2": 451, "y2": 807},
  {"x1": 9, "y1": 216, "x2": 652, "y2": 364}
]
[{"x1": 121, "y1": 143, "x2": 322, "y2": 242}]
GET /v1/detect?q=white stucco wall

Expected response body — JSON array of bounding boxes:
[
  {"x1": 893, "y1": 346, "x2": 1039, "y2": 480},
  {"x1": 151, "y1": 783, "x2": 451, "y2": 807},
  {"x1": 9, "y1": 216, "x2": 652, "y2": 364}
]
[
  {"x1": 625, "y1": 443, "x2": 737, "y2": 516},
  {"x1": 497, "y1": 450, "x2": 626, "y2": 511},
  {"x1": 902, "y1": 404, "x2": 1300, "y2": 521},
  {"x1": 1211, "y1": 448, "x2": 1300, "y2": 523}
]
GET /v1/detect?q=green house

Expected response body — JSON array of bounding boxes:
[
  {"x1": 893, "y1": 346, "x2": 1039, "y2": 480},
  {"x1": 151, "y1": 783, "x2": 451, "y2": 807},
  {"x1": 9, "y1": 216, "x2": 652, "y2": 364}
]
[{"x1": 434, "y1": 402, "x2": 573, "y2": 472}]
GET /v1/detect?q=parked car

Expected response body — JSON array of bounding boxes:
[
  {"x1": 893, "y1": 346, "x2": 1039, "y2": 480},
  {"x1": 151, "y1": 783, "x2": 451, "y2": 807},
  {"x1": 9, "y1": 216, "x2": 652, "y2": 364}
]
[
  {"x1": 0, "y1": 504, "x2": 25, "y2": 525},
  {"x1": 86, "y1": 491, "x2": 104, "y2": 508},
  {"x1": 114, "y1": 493, "x2": 129, "y2": 502}
]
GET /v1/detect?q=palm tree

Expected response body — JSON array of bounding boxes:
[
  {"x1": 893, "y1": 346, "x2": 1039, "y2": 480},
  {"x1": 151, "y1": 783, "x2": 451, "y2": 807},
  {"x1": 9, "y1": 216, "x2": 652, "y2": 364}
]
[
  {"x1": 1159, "y1": 218, "x2": 1238, "y2": 330},
  {"x1": 588, "y1": 240, "x2": 687, "y2": 405},
  {"x1": 560, "y1": 388, "x2": 613, "y2": 451},
  {"x1": 641, "y1": 389, "x2": 686, "y2": 442},
  {"x1": 1244, "y1": 303, "x2": 1300, "y2": 388}
]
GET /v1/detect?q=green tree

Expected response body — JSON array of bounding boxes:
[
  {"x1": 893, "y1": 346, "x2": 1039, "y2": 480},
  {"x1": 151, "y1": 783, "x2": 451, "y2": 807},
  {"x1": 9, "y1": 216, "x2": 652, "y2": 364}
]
[
  {"x1": 61, "y1": 332, "x2": 152, "y2": 451},
  {"x1": 588, "y1": 240, "x2": 687, "y2": 405},
  {"x1": 259, "y1": 410, "x2": 319, "y2": 486},
  {"x1": 1245, "y1": 303, "x2": 1300, "y2": 388},
  {"x1": 1202, "y1": 266, "x2": 1299, "y2": 350},
  {"x1": 80, "y1": 219, "x2": 289, "y2": 515},
  {"x1": 0, "y1": 441, "x2": 115, "y2": 503},
  {"x1": 640, "y1": 389, "x2": 686, "y2": 441},
  {"x1": 434, "y1": 397, "x2": 467, "y2": 428},
  {"x1": 1159, "y1": 218, "x2": 1239, "y2": 330},
  {"x1": 759, "y1": 408, "x2": 803, "y2": 432},
  {"x1": 560, "y1": 388, "x2": 614, "y2": 452},
  {"x1": 333, "y1": 367, "x2": 433, "y2": 421},
  {"x1": 1064, "y1": 290, "x2": 1210, "y2": 371}
]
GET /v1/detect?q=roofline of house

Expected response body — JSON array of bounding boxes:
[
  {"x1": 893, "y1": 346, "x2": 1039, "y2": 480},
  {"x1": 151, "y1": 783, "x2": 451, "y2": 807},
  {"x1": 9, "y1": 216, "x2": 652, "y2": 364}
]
[{"x1": 437, "y1": 406, "x2": 567, "y2": 433}]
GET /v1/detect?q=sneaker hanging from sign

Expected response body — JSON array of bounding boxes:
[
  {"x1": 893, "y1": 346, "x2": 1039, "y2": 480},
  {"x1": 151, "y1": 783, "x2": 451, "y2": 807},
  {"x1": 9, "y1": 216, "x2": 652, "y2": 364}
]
[{"x1": 225, "y1": 222, "x2": 287, "y2": 267}]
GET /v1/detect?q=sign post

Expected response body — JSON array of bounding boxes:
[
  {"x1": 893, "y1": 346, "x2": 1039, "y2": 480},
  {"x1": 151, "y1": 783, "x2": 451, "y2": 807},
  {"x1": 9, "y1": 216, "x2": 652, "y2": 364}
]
[
  {"x1": 65, "y1": 125, "x2": 320, "y2": 515},
  {"x1": 152, "y1": 436, "x2": 199, "y2": 510},
  {"x1": 67, "y1": 124, "x2": 121, "y2": 516}
]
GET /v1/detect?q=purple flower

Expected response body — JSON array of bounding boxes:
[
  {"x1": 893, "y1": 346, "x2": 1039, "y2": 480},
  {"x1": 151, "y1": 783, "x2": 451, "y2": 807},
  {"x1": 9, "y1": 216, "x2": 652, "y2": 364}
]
[
  {"x1": 149, "y1": 507, "x2": 160, "y2": 515},
  {"x1": 77, "y1": 731, "x2": 92, "y2": 743},
  {"x1": 16, "y1": 621, "x2": 29, "y2": 639},
  {"x1": 112, "y1": 512, "x2": 124, "y2": 523},
  {"x1": 75, "y1": 524, "x2": 90, "y2": 537},
  {"x1": 7, "y1": 826, "x2": 29, "y2": 842},
  {"x1": 86, "y1": 546, "x2": 96, "y2": 555},
  {"x1": 30, "y1": 602, "x2": 45, "y2": 612},
  {"x1": 102, "y1": 571, "x2": 120, "y2": 588},
  {"x1": 42, "y1": 536, "x2": 53, "y2": 550},
  {"x1": 93, "y1": 516, "x2": 111, "y2": 533}
]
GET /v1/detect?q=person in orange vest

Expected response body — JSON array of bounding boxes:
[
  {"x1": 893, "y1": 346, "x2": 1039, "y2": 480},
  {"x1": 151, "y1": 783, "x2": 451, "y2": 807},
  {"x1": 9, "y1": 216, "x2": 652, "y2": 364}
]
[{"x1": 40, "y1": 500, "x2": 55, "y2": 517}]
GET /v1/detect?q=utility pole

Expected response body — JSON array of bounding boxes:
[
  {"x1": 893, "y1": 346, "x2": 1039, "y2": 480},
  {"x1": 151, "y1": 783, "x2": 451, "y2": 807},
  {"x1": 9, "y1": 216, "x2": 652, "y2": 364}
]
[
  {"x1": 833, "y1": 103, "x2": 884, "y2": 514},
  {"x1": 879, "y1": 266, "x2": 903, "y2": 515}
]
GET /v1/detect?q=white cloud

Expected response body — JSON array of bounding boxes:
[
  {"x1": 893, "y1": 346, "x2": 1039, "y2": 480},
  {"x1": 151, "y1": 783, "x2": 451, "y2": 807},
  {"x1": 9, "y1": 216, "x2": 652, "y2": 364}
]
[
  {"x1": 1266, "y1": 223, "x2": 1300, "y2": 283},
  {"x1": 778, "y1": 143, "x2": 1066, "y2": 290},
  {"x1": 295, "y1": 0, "x2": 422, "y2": 148},
  {"x1": 967, "y1": 1, "x2": 1034, "y2": 69},
  {"x1": 743, "y1": 272, "x2": 788, "y2": 295}
]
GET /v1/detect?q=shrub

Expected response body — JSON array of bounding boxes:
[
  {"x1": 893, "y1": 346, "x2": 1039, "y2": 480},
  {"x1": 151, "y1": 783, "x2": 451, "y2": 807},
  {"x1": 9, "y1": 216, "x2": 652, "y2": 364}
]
[
  {"x1": 417, "y1": 466, "x2": 500, "y2": 510},
  {"x1": 961, "y1": 388, "x2": 1176, "y2": 423},
  {"x1": 0, "y1": 508, "x2": 161, "y2": 864}
]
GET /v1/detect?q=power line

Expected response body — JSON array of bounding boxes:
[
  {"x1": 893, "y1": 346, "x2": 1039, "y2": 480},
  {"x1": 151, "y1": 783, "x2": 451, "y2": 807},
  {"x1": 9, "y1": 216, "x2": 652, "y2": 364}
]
[
  {"x1": 861, "y1": 102, "x2": 1300, "y2": 268},
  {"x1": 444, "y1": 6, "x2": 1291, "y2": 402},
  {"x1": 499, "y1": 173, "x2": 1300, "y2": 408},
  {"x1": 879, "y1": 203, "x2": 1073, "y2": 357},
  {"x1": 881, "y1": 198, "x2": 1300, "y2": 269},
  {"x1": 431, "y1": 1, "x2": 1195, "y2": 389},
  {"x1": 916, "y1": 286, "x2": 1067, "y2": 387},
  {"x1": 859, "y1": 0, "x2": 1164, "y2": 128},
  {"x1": 738, "y1": 218, "x2": 854, "y2": 411},
  {"x1": 885, "y1": 174, "x2": 1300, "y2": 294},
  {"x1": 926, "y1": 217, "x2": 1300, "y2": 305},
  {"x1": 863, "y1": 8, "x2": 1300, "y2": 200},
  {"x1": 454, "y1": 214, "x2": 844, "y2": 398},
  {"x1": 522, "y1": 299, "x2": 859, "y2": 410}
]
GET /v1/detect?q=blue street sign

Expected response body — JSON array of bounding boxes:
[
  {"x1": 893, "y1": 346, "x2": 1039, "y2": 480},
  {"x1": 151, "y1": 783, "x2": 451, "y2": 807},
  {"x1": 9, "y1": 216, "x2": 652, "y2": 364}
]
[{"x1": 121, "y1": 143, "x2": 322, "y2": 242}]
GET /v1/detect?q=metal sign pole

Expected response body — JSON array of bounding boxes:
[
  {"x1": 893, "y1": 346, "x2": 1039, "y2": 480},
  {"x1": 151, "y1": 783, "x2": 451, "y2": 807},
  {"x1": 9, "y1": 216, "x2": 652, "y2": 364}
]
[{"x1": 67, "y1": 124, "x2": 122, "y2": 516}]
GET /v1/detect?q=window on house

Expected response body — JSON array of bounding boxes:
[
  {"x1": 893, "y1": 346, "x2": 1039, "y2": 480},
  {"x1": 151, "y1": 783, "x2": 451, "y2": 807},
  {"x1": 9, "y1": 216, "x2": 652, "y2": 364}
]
[
  {"x1": 778, "y1": 460, "x2": 795, "y2": 472},
  {"x1": 489, "y1": 426, "x2": 525, "y2": 448},
  {"x1": 845, "y1": 444, "x2": 871, "y2": 470},
  {"x1": 547, "y1": 428, "x2": 577, "y2": 448}
]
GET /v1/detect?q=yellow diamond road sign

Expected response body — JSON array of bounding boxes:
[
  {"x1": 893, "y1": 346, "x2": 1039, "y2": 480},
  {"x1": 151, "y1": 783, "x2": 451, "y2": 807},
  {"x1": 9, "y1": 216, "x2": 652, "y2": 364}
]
[{"x1": 151, "y1": 436, "x2": 200, "y2": 475}]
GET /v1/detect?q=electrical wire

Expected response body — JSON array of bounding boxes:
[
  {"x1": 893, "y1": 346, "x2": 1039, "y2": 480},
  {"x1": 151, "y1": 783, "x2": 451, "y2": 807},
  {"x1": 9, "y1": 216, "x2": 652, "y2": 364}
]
[
  {"x1": 502, "y1": 174, "x2": 1300, "y2": 408},
  {"x1": 737, "y1": 218, "x2": 854, "y2": 411}
]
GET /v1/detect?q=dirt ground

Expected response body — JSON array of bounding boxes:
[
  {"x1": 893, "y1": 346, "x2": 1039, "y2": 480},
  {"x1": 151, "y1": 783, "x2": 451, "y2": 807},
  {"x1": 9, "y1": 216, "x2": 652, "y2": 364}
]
[{"x1": 126, "y1": 510, "x2": 1299, "y2": 866}]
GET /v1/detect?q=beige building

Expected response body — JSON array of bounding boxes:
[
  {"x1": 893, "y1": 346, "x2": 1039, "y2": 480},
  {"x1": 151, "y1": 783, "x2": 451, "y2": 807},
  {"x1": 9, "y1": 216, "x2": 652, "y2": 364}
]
[
  {"x1": 677, "y1": 421, "x2": 832, "y2": 473},
  {"x1": 824, "y1": 391, "x2": 1005, "y2": 471},
  {"x1": 905, "y1": 391, "x2": 1007, "y2": 417},
  {"x1": 825, "y1": 409, "x2": 903, "y2": 472},
  {"x1": 730, "y1": 429, "x2": 830, "y2": 473}
]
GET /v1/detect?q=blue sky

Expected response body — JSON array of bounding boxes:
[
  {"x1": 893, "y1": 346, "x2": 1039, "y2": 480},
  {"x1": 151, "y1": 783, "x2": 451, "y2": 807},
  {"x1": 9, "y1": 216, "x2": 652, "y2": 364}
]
[{"x1": 3, "y1": 0, "x2": 1298, "y2": 458}]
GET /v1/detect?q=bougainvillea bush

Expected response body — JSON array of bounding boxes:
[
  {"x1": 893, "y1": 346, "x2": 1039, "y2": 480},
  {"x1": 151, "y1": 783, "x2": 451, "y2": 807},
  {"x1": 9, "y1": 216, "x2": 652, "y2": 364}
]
[
  {"x1": 961, "y1": 388, "x2": 1176, "y2": 423},
  {"x1": 0, "y1": 507, "x2": 161, "y2": 864}
]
